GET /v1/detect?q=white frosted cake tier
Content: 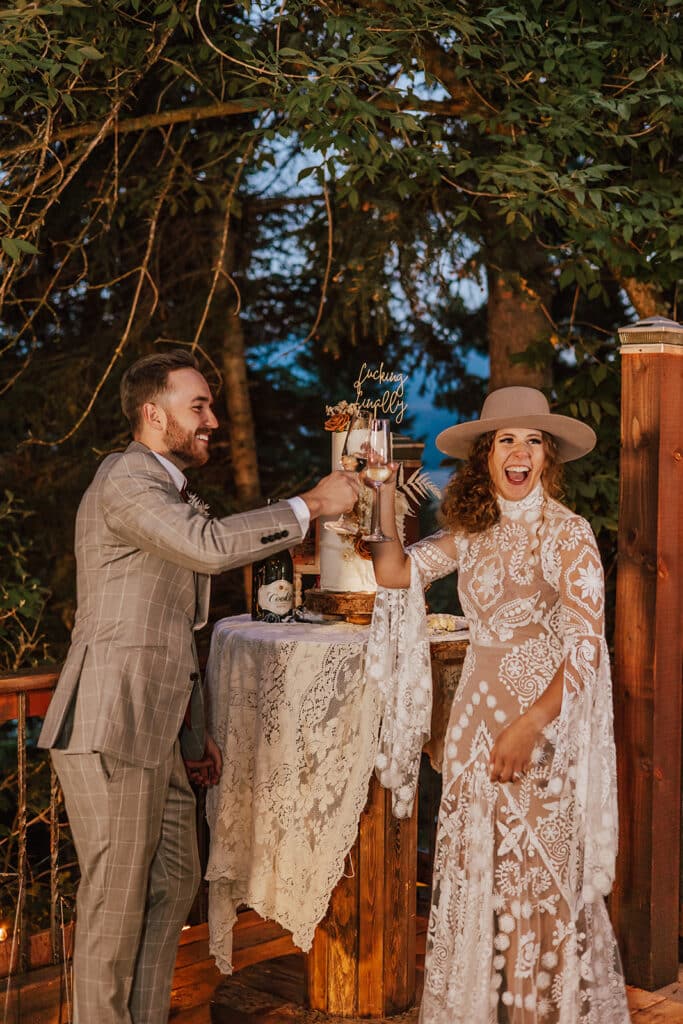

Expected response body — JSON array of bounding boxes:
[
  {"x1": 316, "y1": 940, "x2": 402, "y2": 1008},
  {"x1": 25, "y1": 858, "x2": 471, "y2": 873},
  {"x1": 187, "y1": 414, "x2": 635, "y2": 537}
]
[{"x1": 319, "y1": 431, "x2": 377, "y2": 594}]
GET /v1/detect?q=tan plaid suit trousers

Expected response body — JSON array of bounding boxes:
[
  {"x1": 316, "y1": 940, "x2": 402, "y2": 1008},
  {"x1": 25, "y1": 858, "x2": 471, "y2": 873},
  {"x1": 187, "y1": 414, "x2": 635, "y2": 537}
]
[{"x1": 39, "y1": 442, "x2": 302, "y2": 1023}]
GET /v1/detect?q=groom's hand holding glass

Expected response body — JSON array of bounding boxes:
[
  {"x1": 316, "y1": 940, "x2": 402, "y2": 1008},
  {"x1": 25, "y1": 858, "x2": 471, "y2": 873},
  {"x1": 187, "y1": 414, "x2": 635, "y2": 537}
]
[{"x1": 299, "y1": 468, "x2": 361, "y2": 519}]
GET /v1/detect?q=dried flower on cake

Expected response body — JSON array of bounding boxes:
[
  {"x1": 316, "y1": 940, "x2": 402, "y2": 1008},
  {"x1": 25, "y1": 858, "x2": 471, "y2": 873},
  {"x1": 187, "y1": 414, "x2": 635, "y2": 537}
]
[
  {"x1": 324, "y1": 400, "x2": 359, "y2": 432},
  {"x1": 353, "y1": 534, "x2": 373, "y2": 561}
]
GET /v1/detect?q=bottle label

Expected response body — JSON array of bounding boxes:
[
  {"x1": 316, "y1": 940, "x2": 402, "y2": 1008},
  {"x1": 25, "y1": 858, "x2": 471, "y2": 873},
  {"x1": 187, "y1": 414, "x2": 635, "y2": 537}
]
[{"x1": 257, "y1": 579, "x2": 293, "y2": 616}]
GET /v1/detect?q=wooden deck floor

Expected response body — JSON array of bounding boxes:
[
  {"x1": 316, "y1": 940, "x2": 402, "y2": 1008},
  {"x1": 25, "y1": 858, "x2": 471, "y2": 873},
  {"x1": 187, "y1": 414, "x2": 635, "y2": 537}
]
[
  {"x1": 6, "y1": 911, "x2": 683, "y2": 1022},
  {"x1": 168, "y1": 913, "x2": 683, "y2": 1024}
]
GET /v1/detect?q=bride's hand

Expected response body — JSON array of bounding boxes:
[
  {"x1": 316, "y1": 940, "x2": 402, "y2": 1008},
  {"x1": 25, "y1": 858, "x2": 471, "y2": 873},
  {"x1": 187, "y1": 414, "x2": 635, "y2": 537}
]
[{"x1": 489, "y1": 713, "x2": 538, "y2": 784}]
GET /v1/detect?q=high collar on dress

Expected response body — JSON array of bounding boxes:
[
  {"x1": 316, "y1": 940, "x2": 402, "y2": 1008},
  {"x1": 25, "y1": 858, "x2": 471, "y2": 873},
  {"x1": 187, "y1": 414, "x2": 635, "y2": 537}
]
[{"x1": 496, "y1": 483, "x2": 544, "y2": 522}]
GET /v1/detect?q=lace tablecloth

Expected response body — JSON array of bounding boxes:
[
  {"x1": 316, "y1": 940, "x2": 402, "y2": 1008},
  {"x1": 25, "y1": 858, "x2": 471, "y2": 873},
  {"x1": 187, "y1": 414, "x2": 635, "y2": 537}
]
[
  {"x1": 204, "y1": 614, "x2": 468, "y2": 974},
  {"x1": 204, "y1": 615, "x2": 383, "y2": 973}
]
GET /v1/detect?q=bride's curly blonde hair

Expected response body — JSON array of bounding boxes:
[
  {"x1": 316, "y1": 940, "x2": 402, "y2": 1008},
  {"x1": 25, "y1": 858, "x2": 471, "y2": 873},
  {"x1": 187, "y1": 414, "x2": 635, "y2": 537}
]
[{"x1": 440, "y1": 431, "x2": 564, "y2": 534}]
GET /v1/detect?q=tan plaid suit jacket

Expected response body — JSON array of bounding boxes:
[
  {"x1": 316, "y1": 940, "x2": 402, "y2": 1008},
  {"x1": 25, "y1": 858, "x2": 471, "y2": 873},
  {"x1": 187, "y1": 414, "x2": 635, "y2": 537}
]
[
  {"x1": 40, "y1": 441, "x2": 302, "y2": 1023},
  {"x1": 39, "y1": 440, "x2": 301, "y2": 762}
]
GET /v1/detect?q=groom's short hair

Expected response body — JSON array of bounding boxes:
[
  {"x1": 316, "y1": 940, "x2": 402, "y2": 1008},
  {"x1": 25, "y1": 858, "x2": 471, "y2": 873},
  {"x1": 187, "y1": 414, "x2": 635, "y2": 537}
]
[{"x1": 120, "y1": 349, "x2": 199, "y2": 434}]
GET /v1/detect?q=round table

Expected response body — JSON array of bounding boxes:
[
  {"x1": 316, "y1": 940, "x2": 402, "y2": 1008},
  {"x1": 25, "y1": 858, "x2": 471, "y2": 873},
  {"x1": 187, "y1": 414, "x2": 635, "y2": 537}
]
[{"x1": 204, "y1": 614, "x2": 467, "y2": 1018}]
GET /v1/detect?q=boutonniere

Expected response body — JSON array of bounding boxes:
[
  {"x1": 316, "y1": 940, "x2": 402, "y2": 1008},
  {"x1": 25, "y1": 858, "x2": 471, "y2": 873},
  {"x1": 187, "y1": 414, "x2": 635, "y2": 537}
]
[{"x1": 186, "y1": 491, "x2": 212, "y2": 518}]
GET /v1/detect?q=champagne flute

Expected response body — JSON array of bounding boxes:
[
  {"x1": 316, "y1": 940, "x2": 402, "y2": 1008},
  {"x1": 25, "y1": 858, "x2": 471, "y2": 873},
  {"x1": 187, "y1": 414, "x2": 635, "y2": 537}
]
[
  {"x1": 362, "y1": 418, "x2": 394, "y2": 543},
  {"x1": 323, "y1": 413, "x2": 371, "y2": 535}
]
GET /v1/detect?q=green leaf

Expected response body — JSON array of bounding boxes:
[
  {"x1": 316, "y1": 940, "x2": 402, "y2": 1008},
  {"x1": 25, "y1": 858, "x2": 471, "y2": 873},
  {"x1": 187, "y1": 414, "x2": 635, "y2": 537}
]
[
  {"x1": 297, "y1": 165, "x2": 318, "y2": 183},
  {"x1": 1, "y1": 236, "x2": 20, "y2": 260},
  {"x1": 14, "y1": 239, "x2": 38, "y2": 254},
  {"x1": 628, "y1": 66, "x2": 650, "y2": 82},
  {"x1": 79, "y1": 45, "x2": 104, "y2": 60}
]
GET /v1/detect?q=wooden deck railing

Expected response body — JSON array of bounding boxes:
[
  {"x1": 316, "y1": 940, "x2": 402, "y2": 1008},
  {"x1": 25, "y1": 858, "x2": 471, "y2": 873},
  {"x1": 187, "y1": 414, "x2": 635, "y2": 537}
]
[
  {"x1": 0, "y1": 666, "x2": 211, "y2": 997},
  {"x1": 0, "y1": 669, "x2": 66, "y2": 983}
]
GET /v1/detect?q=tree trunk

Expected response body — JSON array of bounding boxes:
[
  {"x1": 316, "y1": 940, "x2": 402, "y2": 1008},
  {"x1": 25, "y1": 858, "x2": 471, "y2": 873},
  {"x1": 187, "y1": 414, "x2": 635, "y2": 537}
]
[
  {"x1": 220, "y1": 310, "x2": 262, "y2": 509},
  {"x1": 486, "y1": 261, "x2": 552, "y2": 391},
  {"x1": 217, "y1": 229, "x2": 262, "y2": 510}
]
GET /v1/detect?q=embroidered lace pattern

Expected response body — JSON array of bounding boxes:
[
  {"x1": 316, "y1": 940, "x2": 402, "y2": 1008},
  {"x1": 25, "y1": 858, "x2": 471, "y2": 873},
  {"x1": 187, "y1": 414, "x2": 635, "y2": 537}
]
[
  {"x1": 204, "y1": 617, "x2": 383, "y2": 973},
  {"x1": 366, "y1": 565, "x2": 426, "y2": 817},
  {"x1": 368, "y1": 491, "x2": 629, "y2": 1024}
]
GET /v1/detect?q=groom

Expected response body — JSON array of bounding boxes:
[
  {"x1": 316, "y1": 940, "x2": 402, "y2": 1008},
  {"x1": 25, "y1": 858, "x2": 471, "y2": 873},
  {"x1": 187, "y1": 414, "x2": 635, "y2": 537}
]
[{"x1": 39, "y1": 348, "x2": 358, "y2": 1024}]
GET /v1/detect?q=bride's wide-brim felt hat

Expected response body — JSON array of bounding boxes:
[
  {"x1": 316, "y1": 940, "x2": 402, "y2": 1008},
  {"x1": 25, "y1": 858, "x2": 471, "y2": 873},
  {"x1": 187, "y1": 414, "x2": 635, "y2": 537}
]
[{"x1": 435, "y1": 386, "x2": 596, "y2": 463}]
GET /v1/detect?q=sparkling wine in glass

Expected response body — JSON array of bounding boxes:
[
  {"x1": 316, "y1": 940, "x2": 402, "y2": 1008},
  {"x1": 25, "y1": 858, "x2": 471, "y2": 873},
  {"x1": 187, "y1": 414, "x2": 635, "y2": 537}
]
[
  {"x1": 323, "y1": 413, "x2": 371, "y2": 535},
  {"x1": 363, "y1": 418, "x2": 394, "y2": 543}
]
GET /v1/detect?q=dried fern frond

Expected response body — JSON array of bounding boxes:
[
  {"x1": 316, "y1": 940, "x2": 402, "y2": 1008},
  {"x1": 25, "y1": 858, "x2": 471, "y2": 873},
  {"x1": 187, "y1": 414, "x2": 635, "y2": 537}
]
[{"x1": 396, "y1": 466, "x2": 441, "y2": 509}]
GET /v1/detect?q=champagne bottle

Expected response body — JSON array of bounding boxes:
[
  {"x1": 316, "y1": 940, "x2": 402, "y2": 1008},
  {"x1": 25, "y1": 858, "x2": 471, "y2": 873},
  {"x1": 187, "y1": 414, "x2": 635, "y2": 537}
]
[{"x1": 251, "y1": 516, "x2": 294, "y2": 622}]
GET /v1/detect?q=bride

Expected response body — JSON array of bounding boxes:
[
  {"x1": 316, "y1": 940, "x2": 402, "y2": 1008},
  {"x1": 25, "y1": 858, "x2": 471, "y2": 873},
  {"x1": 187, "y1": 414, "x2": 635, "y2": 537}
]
[{"x1": 365, "y1": 386, "x2": 630, "y2": 1024}]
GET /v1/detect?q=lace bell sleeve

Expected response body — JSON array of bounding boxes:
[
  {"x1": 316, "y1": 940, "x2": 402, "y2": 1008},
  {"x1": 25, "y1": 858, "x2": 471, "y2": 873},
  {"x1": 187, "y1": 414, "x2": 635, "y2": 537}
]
[
  {"x1": 406, "y1": 528, "x2": 460, "y2": 587},
  {"x1": 547, "y1": 516, "x2": 619, "y2": 902},
  {"x1": 364, "y1": 533, "x2": 459, "y2": 818}
]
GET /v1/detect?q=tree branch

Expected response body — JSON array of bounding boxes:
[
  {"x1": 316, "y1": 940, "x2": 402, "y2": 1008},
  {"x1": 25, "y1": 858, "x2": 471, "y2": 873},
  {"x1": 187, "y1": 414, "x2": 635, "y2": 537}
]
[
  {"x1": 23, "y1": 139, "x2": 186, "y2": 446},
  {"x1": 0, "y1": 92, "x2": 484, "y2": 163},
  {"x1": 344, "y1": 0, "x2": 492, "y2": 117},
  {"x1": 612, "y1": 272, "x2": 670, "y2": 320}
]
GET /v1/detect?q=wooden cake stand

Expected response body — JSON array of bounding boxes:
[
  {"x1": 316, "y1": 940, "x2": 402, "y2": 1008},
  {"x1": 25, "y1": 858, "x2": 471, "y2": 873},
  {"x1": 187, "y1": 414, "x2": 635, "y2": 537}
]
[{"x1": 303, "y1": 588, "x2": 375, "y2": 625}]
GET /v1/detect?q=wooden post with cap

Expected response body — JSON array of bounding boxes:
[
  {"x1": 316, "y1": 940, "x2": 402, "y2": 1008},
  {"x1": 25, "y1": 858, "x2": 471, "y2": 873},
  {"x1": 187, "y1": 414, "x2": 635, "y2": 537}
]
[{"x1": 611, "y1": 316, "x2": 683, "y2": 989}]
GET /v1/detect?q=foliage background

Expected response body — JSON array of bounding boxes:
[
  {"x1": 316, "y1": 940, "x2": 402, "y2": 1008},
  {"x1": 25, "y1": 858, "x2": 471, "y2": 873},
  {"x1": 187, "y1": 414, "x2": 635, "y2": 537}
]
[
  {"x1": 0, "y1": 0, "x2": 680, "y2": 951},
  {"x1": 0, "y1": 0, "x2": 680, "y2": 661}
]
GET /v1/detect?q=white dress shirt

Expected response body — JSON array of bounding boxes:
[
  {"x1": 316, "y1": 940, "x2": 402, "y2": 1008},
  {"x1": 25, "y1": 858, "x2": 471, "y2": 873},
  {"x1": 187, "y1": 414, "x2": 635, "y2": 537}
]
[{"x1": 150, "y1": 451, "x2": 310, "y2": 535}]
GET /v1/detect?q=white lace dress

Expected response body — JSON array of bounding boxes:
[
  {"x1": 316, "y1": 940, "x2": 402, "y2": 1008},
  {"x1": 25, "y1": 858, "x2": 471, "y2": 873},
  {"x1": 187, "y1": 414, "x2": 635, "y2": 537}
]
[{"x1": 366, "y1": 485, "x2": 630, "y2": 1024}]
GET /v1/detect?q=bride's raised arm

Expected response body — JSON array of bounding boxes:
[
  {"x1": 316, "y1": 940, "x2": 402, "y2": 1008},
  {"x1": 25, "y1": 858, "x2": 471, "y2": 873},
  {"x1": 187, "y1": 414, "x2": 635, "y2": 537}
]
[
  {"x1": 366, "y1": 464, "x2": 411, "y2": 586},
  {"x1": 367, "y1": 463, "x2": 458, "y2": 589}
]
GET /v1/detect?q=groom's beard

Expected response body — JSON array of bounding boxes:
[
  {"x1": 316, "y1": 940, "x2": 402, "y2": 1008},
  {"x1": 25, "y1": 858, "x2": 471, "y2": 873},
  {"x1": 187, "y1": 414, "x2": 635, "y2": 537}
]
[{"x1": 163, "y1": 412, "x2": 211, "y2": 468}]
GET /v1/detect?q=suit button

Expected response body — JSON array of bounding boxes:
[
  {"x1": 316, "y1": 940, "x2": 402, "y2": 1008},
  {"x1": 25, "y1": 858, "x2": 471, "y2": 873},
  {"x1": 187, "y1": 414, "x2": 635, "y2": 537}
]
[
  {"x1": 261, "y1": 537, "x2": 268, "y2": 544},
  {"x1": 282, "y1": 530, "x2": 289, "y2": 538},
  {"x1": 190, "y1": 672, "x2": 199, "y2": 682}
]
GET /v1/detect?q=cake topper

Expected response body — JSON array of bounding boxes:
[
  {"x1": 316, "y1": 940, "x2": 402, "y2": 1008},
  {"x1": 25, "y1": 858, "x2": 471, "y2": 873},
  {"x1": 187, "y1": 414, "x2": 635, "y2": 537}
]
[
  {"x1": 353, "y1": 361, "x2": 408, "y2": 424},
  {"x1": 325, "y1": 361, "x2": 409, "y2": 429}
]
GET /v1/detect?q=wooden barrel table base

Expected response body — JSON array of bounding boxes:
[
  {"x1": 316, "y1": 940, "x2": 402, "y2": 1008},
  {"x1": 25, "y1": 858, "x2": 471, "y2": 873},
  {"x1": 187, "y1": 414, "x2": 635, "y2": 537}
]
[
  {"x1": 307, "y1": 774, "x2": 418, "y2": 1018},
  {"x1": 304, "y1": 588, "x2": 376, "y2": 624}
]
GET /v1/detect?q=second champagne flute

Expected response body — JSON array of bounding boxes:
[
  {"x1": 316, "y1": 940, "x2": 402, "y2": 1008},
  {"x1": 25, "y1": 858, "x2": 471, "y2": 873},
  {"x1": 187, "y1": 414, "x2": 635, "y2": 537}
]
[{"x1": 363, "y1": 418, "x2": 394, "y2": 543}]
